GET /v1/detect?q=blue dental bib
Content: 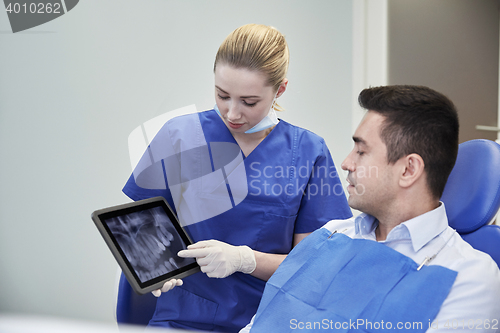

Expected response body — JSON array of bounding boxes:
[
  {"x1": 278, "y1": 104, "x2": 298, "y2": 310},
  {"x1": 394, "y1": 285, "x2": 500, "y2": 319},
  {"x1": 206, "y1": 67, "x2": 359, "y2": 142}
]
[{"x1": 250, "y1": 228, "x2": 457, "y2": 332}]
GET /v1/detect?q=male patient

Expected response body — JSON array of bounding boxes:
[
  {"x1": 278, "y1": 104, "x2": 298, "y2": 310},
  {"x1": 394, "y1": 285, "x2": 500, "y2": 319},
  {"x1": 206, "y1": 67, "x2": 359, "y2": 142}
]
[{"x1": 242, "y1": 85, "x2": 500, "y2": 332}]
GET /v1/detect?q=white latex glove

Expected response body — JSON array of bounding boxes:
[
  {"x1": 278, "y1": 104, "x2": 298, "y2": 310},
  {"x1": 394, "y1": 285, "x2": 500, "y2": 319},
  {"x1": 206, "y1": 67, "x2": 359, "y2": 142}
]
[
  {"x1": 151, "y1": 279, "x2": 183, "y2": 297},
  {"x1": 178, "y1": 240, "x2": 256, "y2": 278}
]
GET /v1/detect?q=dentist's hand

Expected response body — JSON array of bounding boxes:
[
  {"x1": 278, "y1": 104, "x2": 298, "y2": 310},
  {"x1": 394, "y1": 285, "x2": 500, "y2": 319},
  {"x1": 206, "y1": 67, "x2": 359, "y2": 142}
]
[
  {"x1": 151, "y1": 279, "x2": 183, "y2": 297},
  {"x1": 178, "y1": 240, "x2": 256, "y2": 278}
]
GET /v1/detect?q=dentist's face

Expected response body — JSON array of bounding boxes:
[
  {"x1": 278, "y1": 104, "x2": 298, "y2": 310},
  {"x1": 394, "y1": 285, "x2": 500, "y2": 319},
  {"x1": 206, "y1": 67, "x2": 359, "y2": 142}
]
[
  {"x1": 214, "y1": 64, "x2": 276, "y2": 134},
  {"x1": 341, "y1": 111, "x2": 399, "y2": 217}
]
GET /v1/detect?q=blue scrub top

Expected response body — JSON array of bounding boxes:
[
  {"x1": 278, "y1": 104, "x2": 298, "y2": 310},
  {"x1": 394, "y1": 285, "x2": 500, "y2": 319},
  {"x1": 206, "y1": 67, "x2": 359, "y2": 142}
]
[{"x1": 123, "y1": 109, "x2": 352, "y2": 332}]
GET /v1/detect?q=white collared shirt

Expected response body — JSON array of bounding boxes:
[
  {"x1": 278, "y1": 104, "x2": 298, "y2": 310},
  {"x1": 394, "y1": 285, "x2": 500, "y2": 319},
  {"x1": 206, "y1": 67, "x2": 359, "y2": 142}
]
[
  {"x1": 241, "y1": 203, "x2": 500, "y2": 333},
  {"x1": 323, "y1": 203, "x2": 500, "y2": 332}
]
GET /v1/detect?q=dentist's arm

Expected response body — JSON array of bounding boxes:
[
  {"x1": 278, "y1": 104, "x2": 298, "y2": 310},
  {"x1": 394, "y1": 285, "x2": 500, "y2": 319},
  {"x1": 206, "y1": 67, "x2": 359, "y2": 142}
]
[
  {"x1": 152, "y1": 233, "x2": 309, "y2": 296},
  {"x1": 250, "y1": 232, "x2": 309, "y2": 281},
  {"x1": 178, "y1": 232, "x2": 310, "y2": 281}
]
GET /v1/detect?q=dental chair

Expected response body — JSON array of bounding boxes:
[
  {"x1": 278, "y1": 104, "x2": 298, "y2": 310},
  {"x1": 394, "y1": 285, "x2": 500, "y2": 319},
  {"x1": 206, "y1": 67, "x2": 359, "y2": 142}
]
[
  {"x1": 441, "y1": 139, "x2": 500, "y2": 267},
  {"x1": 116, "y1": 139, "x2": 500, "y2": 326}
]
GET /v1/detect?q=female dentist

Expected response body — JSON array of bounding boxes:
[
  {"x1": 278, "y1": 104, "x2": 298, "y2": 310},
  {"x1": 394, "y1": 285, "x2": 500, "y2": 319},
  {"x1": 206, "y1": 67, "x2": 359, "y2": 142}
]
[{"x1": 122, "y1": 23, "x2": 352, "y2": 332}]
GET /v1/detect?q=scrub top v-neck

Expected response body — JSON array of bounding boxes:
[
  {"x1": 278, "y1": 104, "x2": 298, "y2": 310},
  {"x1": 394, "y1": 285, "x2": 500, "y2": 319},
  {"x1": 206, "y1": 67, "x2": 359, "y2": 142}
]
[{"x1": 122, "y1": 109, "x2": 352, "y2": 332}]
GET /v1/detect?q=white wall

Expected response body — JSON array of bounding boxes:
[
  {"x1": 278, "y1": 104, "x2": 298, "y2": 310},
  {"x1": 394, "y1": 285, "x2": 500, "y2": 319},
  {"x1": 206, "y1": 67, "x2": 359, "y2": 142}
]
[
  {"x1": 351, "y1": 0, "x2": 388, "y2": 133},
  {"x1": 387, "y1": 0, "x2": 499, "y2": 143},
  {"x1": 0, "y1": 0, "x2": 353, "y2": 323}
]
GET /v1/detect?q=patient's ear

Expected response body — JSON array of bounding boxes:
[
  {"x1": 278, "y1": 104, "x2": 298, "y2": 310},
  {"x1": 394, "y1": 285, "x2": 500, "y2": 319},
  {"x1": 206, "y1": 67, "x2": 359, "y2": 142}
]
[{"x1": 399, "y1": 154, "x2": 425, "y2": 188}]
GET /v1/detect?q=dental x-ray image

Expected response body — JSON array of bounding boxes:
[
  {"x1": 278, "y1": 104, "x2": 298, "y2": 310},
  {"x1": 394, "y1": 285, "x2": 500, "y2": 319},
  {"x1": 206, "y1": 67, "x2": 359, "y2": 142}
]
[{"x1": 105, "y1": 206, "x2": 195, "y2": 283}]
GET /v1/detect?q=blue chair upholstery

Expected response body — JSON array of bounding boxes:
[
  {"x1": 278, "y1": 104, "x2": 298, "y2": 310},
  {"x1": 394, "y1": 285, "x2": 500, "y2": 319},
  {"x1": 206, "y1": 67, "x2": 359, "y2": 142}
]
[
  {"x1": 441, "y1": 139, "x2": 500, "y2": 267},
  {"x1": 116, "y1": 272, "x2": 157, "y2": 326}
]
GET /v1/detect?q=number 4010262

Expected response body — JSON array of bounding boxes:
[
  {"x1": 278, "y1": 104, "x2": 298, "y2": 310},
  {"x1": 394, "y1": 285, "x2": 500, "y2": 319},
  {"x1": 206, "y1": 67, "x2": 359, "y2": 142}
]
[{"x1": 5, "y1": 2, "x2": 62, "y2": 14}]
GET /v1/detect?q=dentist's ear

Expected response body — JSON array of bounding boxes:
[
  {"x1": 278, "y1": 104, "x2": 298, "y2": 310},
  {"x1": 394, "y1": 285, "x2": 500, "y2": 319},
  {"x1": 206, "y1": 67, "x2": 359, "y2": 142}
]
[
  {"x1": 276, "y1": 79, "x2": 288, "y2": 98},
  {"x1": 399, "y1": 154, "x2": 425, "y2": 188}
]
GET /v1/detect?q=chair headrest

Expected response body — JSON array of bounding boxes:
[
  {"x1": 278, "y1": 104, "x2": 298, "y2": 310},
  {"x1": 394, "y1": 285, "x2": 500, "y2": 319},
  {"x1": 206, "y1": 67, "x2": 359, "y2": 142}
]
[{"x1": 441, "y1": 139, "x2": 500, "y2": 234}]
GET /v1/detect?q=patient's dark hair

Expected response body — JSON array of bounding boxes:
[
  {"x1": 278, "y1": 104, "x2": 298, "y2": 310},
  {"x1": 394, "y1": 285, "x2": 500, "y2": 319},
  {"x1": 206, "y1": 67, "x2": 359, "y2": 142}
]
[{"x1": 358, "y1": 85, "x2": 459, "y2": 199}]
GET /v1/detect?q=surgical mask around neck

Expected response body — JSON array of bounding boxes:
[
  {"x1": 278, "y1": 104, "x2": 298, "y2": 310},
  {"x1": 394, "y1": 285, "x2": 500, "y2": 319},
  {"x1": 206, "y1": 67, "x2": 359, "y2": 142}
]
[
  {"x1": 213, "y1": 94, "x2": 280, "y2": 134},
  {"x1": 245, "y1": 92, "x2": 279, "y2": 134}
]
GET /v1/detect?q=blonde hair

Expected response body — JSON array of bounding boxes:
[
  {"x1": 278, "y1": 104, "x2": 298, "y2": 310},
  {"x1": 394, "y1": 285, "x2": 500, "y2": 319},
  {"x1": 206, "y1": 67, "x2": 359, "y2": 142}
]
[{"x1": 214, "y1": 24, "x2": 289, "y2": 111}]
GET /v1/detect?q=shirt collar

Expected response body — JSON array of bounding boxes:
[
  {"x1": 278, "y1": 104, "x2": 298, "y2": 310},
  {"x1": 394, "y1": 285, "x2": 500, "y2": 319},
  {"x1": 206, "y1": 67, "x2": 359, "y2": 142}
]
[
  {"x1": 354, "y1": 202, "x2": 449, "y2": 252},
  {"x1": 354, "y1": 214, "x2": 378, "y2": 237}
]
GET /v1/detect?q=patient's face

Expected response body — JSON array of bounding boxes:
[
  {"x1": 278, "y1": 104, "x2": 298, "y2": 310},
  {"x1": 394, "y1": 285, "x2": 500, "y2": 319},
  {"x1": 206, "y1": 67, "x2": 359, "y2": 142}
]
[{"x1": 341, "y1": 112, "x2": 400, "y2": 217}]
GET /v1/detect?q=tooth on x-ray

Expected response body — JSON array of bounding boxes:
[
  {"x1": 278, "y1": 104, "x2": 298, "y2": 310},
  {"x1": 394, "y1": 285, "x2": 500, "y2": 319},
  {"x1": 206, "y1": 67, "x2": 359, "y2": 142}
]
[{"x1": 106, "y1": 207, "x2": 195, "y2": 283}]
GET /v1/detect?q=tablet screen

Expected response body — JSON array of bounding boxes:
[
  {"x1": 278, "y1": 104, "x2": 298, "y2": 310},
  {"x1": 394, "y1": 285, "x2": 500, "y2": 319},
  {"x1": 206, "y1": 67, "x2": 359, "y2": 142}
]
[{"x1": 92, "y1": 197, "x2": 200, "y2": 294}]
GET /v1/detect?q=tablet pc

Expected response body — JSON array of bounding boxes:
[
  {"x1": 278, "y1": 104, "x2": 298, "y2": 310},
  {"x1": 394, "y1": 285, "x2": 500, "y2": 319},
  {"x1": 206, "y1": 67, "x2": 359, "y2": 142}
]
[{"x1": 91, "y1": 196, "x2": 200, "y2": 295}]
